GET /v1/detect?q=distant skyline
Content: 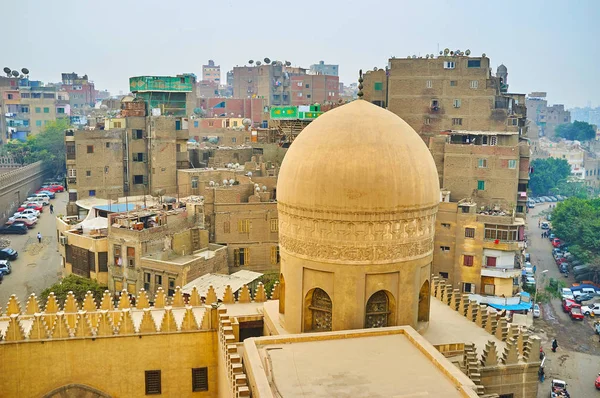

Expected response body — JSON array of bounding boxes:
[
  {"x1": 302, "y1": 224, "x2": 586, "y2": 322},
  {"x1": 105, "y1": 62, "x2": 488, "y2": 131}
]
[{"x1": 4, "y1": 0, "x2": 599, "y2": 108}]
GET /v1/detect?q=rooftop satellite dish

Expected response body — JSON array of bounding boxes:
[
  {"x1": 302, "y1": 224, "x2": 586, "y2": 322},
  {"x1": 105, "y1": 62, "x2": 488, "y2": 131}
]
[
  {"x1": 264, "y1": 58, "x2": 271, "y2": 64},
  {"x1": 21, "y1": 68, "x2": 29, "y2": 75},
  {"x1": 439, "y1": 51, "x2": 443, "y2": 55},
  {"x1": 3, "y1": 67, "x2": 10, "y2": 76},
  {"x1": 482, "y1": 53, "x2": 486, "y2": 57},
  {"x1": 443, "y1": 48, "x2": 450, "y2": 55},
  {"x1": 450, "y1": 51, "x2": 454, "y2": 56},
  {"x1": 285, "y1": 61, "x2": 291, "y2": 67},
  {"x1": 425, "y1": 54, "x2": 430, "y2": 59},
  {"x1": 256, "y1": 61, "x2": 262, "y2": 66},
  {"x1": 262, "y1": 185, "x2": 267, "y2": 192},
  {"x1": 373, "y1": 67, "x2": 377, "y2": 71},
  {"x1": 11, "y1": 70, "x2": 19, "y2": 77},
  {"x1": 248, "y1": 60, "x2": 254, "y2": 65},
  {"x1": 229, "y1": 179, "x2": 235, "y2": 185},
  {"x1": 465, "y1": 49, "x2": 471, "y2": 56},
  {"x1": 407, "y1": 56, "x2": 411, "y2": 59},
  {"x1": 247, "y1": 171, "x2": 252, "y2": 177},
  {"x1": 242, "y1": 118, "x2": 252, "y2": 126},
  {"x1": 412, "y1": 55, "x2": 417, "y2": 59},
  {"x1": 209, "y1": 181, "x2": 215, "y2": 187},
  {"x1": 223, "y1": 179, "x2": 228, "y2": 185}
]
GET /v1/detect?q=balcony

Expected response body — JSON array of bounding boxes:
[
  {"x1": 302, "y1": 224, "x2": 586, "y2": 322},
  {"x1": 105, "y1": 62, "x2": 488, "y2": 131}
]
[
  {"x1": 481, "y1": 267, "x2": 521, "y2": 278},
  {"x1": 517, "y1": 191, "x2": 527, "y2": 201}
]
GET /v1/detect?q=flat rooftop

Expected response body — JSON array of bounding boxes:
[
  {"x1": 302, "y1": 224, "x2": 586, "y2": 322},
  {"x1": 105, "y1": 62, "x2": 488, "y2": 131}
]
[{"x1": 245, "y1": 327, "x2": 478, "y2": 398}]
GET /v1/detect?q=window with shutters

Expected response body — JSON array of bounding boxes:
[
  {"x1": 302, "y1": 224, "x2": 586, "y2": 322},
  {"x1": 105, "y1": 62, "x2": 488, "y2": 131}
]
[
  {"x1": 234, "y1": 248, "x2": 249, "y2": 266},
  {"x1": 155, "y1": 275, "x2": 162, "y2": 286},
  {"x1": 133, "y1": 153, "x2": 145, "y2": 162},
  {"x1": 465, "y1": 228, "x2": 475, "y2": 238},
  {"x1": 453, "y1": 99, "x2": 461, "y2": 108},
  {"x1": 223, "y1": 221, "x2": 230, "y2": 233},
  {"x1": 425, "y1": 80, "x2": 432, "y2": 88},
  {"x1": 191, "y1": 177, "x2": 198, "y2": 189},
  {"x1": 270, "y1": 218, "x2": 278, "y2": 232},
  {"x1": 238, "y1": 219, "x2": 250, "y2": 233},
  {"x1": 374, "y1": 82, "x2": 383, "y2": 91},
  {"x1": 133, "y1": 129, "x2": 144, "y2": 139},
  {"x1": 463, "y1": 255, "x2": 474, "y2": 266},
  {"x1": 98, "y1": 252, "x2": 108, "y2": 272},
  {"x1": 486, "y1": 256, "x2": 497, "y2": 267},
  {"x1": 168, "y1": 278, "x2": 175, "y2": 296},
  {"x1": 508, "y1": 159, "x2": 517, "y2": 169},
  {"x1": 192, "y1": 367, "x2": 208, "y2": 392},
  {"x1": 145, "y1": 370, "x2": 161, "y2": 395},
  {"x1": 484, "y1": 224, "x2": 518, "y2": 241},
  {"x1": 452, "y1": 118, "x2": 463, "y2": 126},
  {"x1": 463, "y1": 282, "x2": 475, "y2": 293},
  {"x1": 127, "y1": 247, "x2": 135, "y2": 268},
  {"x1": 271, "y1": 246, "x2": 280, "y2": 265},
  {"x1": 470, "y1": 80, "x2": 479, "y2": 89},
  {"x1": 114, "y1": 244, "x2": 122, "y2": 267},
  {"x1": 87, "y1": 145, "x2": 94, "y2": 153},
  {"x1": 477, "y1": 180, "x2": 485, "y2": 190},
  {"x1": 144, "y1": 272, "x2": 151, "y2": 291},
  {"x1": 478, "y1": 159, "x2": 487, "y2": 168}
]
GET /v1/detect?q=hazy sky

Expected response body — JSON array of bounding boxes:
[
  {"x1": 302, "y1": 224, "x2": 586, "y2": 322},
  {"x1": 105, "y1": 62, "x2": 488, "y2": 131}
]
[{"x1": 5, "y1": 0, "x2": 599, "y2": 108}]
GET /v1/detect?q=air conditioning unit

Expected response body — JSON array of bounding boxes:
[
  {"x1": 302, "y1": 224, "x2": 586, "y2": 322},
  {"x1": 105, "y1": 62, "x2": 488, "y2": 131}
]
[{"x1": 59, "y1": 235, "x2": 67, "y2": 245}]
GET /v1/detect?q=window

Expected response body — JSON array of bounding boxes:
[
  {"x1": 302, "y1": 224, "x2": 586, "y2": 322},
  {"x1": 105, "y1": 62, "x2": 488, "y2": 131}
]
[
  {"x1": 234, "y1": 248, "x2": 249, "y2": 266},
  {"x1": 426, "y1": 80, "x2": 432, "y2": 89},
  {"x1": 440, "y1": 246, "x2": 451, "y2": 252},
  {"x1": 307, "y1": 94, "x2": 311, "y2": 99},
  {"x1": 431, "y1": 99, "x2": 439, "y2": 108},
  {"x1": 463, "y1": 283, "x2": 475, "y2": 293},
  {"x1": 465, "y1": 228, "x2": 475, "y2": 238},
  {"x1": 36, "y1": 120, "x2": 42, "y2": 127},
  {"x1": 478, "y1": 158, "x2": 487, "y2": 168},
  {"x1": 194, "y1": 121, "x2": 199, "y2": 128},
  {"x1": 441, "y1": 223, "x2": 450, "y2": 228},
  {"x1": 374, "y1": 82, "x2": 383, "y2": 91},
  {"x1": 155, "y1": 275, "x2": 162, "y2": 286},
  {"x1": 297, "y1": 82, "x2": 303, "y2": 87},
  {"x1": 133, "y1": 153, "x2": 144, "y2": 162},
  {"x1": 35, "y1": 107, "x2": 41, "y2": 113},
  {"x1": 508, "y1": 159, "x2": 517, "y2": 169},
  {"x1": 144, "y1": 272, "x2": 151, "y2": 291},
  {"x1": 208, "y1": 121, "x2": 214, "y2": 127},
  {"x1": 490, "y1": 136, "x2": 497, "y2": 146},
  {"x1": 87, "y1": 145, "x2": 94, "y2": 153},
  {"x1": 191, "y1": 177, "x2": 198, "y2": 189},
  {"x1": 68, "y1": 168, "x2": 76, "y2": 177},
  {"x1": 516, "y1": 205, "x2": 524, "y2": 213},
  {"x1": 89, "y1": 190, "x2": 96, "y2": 196},
  {"x1": 145, "y1": 370, "x2": 161, "y2": 395},
  {"x1": 238, "y1": 219, "x2": 250, "y2": 233},
  {"x1": 43, "y1": 107, "x2": 49, "y2": 114},
  {"x1": 113, "y1": 244, "x2": 122, "y2": 266},
  {"x1": 133, "y1": 129, "x2": 143, "y2": 139},
  {"x1": 231, "y1": 137, "x2": 236, "y2": 143},
  {"x1": 484, "y1": 224, "x2": 519, "y2": 241},
  {"x1": 424, "y1": 117, "x2": 431, "y2": 125},
  {"x1": 66, "y1": 142, "x2": 76, "y2": 160},
  {"x1": 270, "y1": 246, "x2": 280, "y2": 265},
  {"x1": 477, "y1": 180, "x2": 485, "y2": 190},
  {"x1": 450, "y1": 80, "x2": 457, "y2": 87},
  {"x1": 453, "y1": 99, "x2": 461, "y2": 108},
  {"x1": 57, "y1": 107, "x2": 65, "y2": 114},
  {"x1": 270, "y1": 218, "x2": 278, "y2": 232},
  {"x1": 439, "y1": 272, "x2": 449, "y2": 279},
  {"x1": 463, "y1": 255, "x2": 474, "y2": 266},
  {"x1": 461, "y1": 206, "x2": 470, "y2": 214},
  {"x1": 168, "y1": 278, "x2": 175, "y2": 296},
  {"x1": 297, "y1": 92, "x2": 303, "y2": 97},
  {"x1": 113, "y1": 122, "x2": 122, "y2": 128},
  {"x1": 127, "y1": 247, "x2": 135, "y2": 268},
  {"x1": 452, "y1": 118, "x2": 463, "y2": 126},
  {"x1": 134, "y1": 175, "x2": 144, "y2": 184},
  {"x1": 20, "y1": 106, "x2": 29, "y2": 113},
  {"x1": 443, "y1": 61, "x2": 455, "y2": 69},
  {"x1": 305, "y1": 84, "x2": 309, "y2": 88},
  {"x1": 486, "y1": 256, "x2": 497, "y2": 267},
  {"x1": 191, "y1": 368, "x2": 208, "y2": 392},
  {"x1": 86, "y1": 170, "x2": 91, "y2": 177},
  {"x1": 467, "y1": 59, "x2": 481, "y2": 68},
  {"x1": 223, "y1": 221, "x2": 230, "y2": 233},
  {"x1": 470, "y1": 80, "x2": 479, "y2": 89},
  {"x1": 7, "y1": 93, "x2": 12, "y2": 99}
]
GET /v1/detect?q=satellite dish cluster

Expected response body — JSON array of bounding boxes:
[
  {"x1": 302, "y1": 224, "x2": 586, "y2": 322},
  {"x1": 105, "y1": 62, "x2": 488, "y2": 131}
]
[
  {"x1": 248, "y1": 58, "x2": 292, "y2": 67},
  {"x1": 3, "y1": 67, "x2": 29, "y2": 79}
]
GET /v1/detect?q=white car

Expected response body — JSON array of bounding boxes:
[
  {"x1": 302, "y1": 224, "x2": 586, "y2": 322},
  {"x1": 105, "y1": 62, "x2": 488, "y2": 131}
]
[
  {"x1": 8, "y1": 214, "x2": 38, "y2": 223},
  {"x1": 26, "y1": 196, "x2": 49, "y2": 206},
  {"x1": 561, "y1": 288, "x2": 574, "y2": 300},
  {"x1": 525, "y1": 277, "x2": 536, "y2": 287},
  {"x1": 533, "y1": 303, "x2": 541, "y2": 318},
  {"x1": 14, "y1": 209, "x2": 40, "y2": 218},
  {"x1": 581, "y1": 303, "x2": 600, "y2": 316}
]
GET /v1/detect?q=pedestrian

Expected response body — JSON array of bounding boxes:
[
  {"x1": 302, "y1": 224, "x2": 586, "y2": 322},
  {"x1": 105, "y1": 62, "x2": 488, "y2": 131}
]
[
  {"x1": 541, "y1": 232, "x2": 544, "y2": 238},
  {"x1": 49, "y1": 204, "x2": 54, "y2": 214},
  {"x1": 551, "y1": 338, "x2": 558, "y2": 353},
  {"x1": 538, "y1": 366, "x2": 545, "y2": 382},
  {"x1": 37, "y1": 232, "x2": 42, "y2": 244}
]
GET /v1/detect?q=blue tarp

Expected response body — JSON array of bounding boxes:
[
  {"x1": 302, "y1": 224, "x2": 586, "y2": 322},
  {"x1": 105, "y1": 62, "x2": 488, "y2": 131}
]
[
  {"x1": 487, "y1": 302, "x2": 532, "y2": 311},
  {"x1": 94, "y1": 204, "x2": 137, "y2": 212}
]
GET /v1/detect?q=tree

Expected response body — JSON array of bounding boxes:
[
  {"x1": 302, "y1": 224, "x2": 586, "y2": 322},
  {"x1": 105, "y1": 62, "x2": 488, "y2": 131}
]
[
  {"x1": 529, "y1": 157, "x2": 571, "y2": 195},
  {"x1": 0, "y1": 119, "x2": 68, "y2": 172},
  {"x1": 40, "y1": 274, "x2": 108, "y2": 307},
  {"x1": 555, "y1": 121, "x2": 596, "y2": 141}
]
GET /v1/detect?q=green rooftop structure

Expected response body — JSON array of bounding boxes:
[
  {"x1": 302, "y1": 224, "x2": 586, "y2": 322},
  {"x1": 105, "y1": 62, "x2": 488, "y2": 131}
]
[
  {"x1": 129, "y1": 74, "x2": 196, "y2": 116},
  {"x1": 270, "y1": 105, "x2": 322, "y2": 120}
]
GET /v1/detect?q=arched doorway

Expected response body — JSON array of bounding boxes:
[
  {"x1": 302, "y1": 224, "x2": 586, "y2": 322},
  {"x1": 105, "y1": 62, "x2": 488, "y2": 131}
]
[
  {"x1": 43, "y1": 384, "x2": 111, "y2": 398},
  {"x1": 279, "y1": 273, "x2": 285, "y2": 314},
  {"x1": 418, "y1": 280, "x2": 430, "y2": 322},
  {"x1": 304, "y1": 288, "x2": 332, "y2": 332},
  {"x1": 365, "y1": 290, "x2": 395, "y2": 328}
]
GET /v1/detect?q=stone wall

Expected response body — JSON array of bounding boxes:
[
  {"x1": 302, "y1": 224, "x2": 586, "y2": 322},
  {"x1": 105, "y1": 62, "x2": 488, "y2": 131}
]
[{"x1": 0, "y1": 161, "x2": 50, "y2": 222}]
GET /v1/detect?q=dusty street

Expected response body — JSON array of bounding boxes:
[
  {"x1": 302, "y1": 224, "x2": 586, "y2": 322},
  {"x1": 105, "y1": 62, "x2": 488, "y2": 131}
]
[
  {"x1": 0, "y1": 192, "x2": 66, "y2": 307},
  {"x1": 528, "y1": 202, "x2": 600, "y2": 397}
]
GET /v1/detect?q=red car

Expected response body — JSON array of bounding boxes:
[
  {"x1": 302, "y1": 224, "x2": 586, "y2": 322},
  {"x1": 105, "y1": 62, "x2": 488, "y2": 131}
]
[
  {"x1": 562, "y1": 298, "x2": 578, "y2": 313},
  {"x1": 552, "y1": 238, "x2": 561, "y2": 247},
  {"x1": 556, "y1": 257, "x2": 568, "y2": 265},
  {"x1": 595, "y1": 373, "x2": 600, "y2": 389},
  {"x1": 569, "y1": 305, "x2": 584, "y2": 320},
  {"x1": 18, "y1": 203, "x2": 44, "y2": 212},
  {"x1": 43, "y1": 184, "x2": 64, "y2": 192},
  {"x1": 6, "y1": 217, "x2": 36, "y2": 228}
]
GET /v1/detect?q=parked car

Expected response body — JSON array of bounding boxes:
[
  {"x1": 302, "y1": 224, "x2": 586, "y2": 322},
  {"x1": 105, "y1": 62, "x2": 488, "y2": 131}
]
[
  {"x1": 8, "y1": 214, "x2": 38, "y2": 224},
  {"x1": 595, "y1": 372, "x2": 600, "y2": 390},
  {"x1": 14, "y1": 209, "x2": 40, "y2": 218},
  {"x1": 34, "y1": 189, "x2": 55, "y2": 199},
  {"x1": 25, "y1": 197, "x2": 49, "y2": 206},
  {"x1": 533, "y1": 303, "x2": 541, "y2": 318},
  {"x1": 551, "y1": 379, "x2": 568, "y2": 396},
  {"x1": 525, "y1": 277, "x2": 536, "y2": 287},
  {"x1": 549, "y1": 196, "x2": 558, "y2": 202},
  {"x1": 552, "y1": 238, "x2": 561, "y2": 248},
  {"x1": 43, "y1": 184, "x2": 64, "y2": 192},
  {"x1": 561, "y1": 288, "x2": 574, "y2": 300},
  {"x1": 574, "y1": 293, "x2": 594, "y2": 304},
  {"x1": 595, "y1": 321, "x2": 600, "y2": 335},
  {"x1": 527, "y1": 202, "x2": 535, "y2": 208},
  {"x1": 0, "y1": 248, "x2": 18, "y2": 261},
  {"x1": 525, "y1": 253, "x2": 531, "y2": 262},
  {"x1": 541, "y1": 222, "x2": 549, "y2": 229},
  {"x1": 18, "y1": 203, "x2": 43, "y2": 212},
  {"x1": 570, "y1": 305, "x2": 584, "y2": 320},
  {"x1": 559, "y1": 263, "x2": 568, "y2": 273},
  {"x1": 6, "y1": 217, "x2": 36, "y2": 228},
  {"x1": 548, "y1": 233, "x2": 556, "y2": 240},
  {"x1": 562, "y1": 298, "x2": 578, "y2": 312},
  {"x1": 0, "y1": 260, "x2": 11, "y2": 275},
  {"x1": 0, "y1": 223, "x2": 28, "y2": 235},
  {"x1": 581, "y1": 303, "x2": 600, "y2": 316}
]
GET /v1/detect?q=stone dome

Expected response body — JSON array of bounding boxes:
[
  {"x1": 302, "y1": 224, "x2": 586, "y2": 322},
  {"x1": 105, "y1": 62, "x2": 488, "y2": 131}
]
[{"x1": 277, "y1": 100, "x2": 439, "y2": 213}]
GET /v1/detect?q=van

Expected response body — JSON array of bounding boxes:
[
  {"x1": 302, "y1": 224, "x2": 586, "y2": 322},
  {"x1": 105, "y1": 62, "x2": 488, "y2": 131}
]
[
  {"x1": 26, "y1": 196, "x2": 48, "y2": 206},
  {"x1": 33, "y1": 193, "x2": 51, "y2": 201}
]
